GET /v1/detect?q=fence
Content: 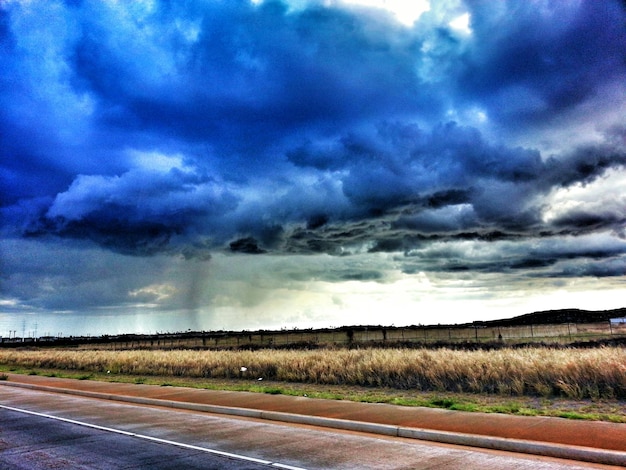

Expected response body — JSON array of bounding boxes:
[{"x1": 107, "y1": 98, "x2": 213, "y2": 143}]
[{"x1": 51, "y1": 319, "x2": 626, "y2": 350}]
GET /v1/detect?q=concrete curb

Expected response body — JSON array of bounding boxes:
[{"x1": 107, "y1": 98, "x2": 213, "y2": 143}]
[{"x1": 2, "y1": 381, "x2": 625, "y2": 467}]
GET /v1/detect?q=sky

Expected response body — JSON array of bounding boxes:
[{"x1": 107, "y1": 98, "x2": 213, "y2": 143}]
[{"x1": 1, "y1": 0, "x2": 625, "y2": 337}]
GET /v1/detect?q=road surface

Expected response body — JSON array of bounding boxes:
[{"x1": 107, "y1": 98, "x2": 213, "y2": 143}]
[{"x1": 0, "y1": 387, "x2": 619, "y2": 469}]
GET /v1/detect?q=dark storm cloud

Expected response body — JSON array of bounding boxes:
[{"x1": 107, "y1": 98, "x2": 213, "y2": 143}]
[
  {"x1": 66, "y1": 0, "x2": 432, "y2": 154},
  {"x1": 458, "y1": 0, "x2": 626, "y2": 125},
  {"x1": 0, "y1": 0, "x2": 433, "y2": 255},
  {"x1": 0, "y1": 237, "x2": 214, "y2": 314},
  {"x1": 559, "y1": 258, "x2": 626, "y2": 278},
  {"x1": 230, "y1": 237, "x2": 267, "y2": 254},
  {"x1": 17, "y1": 167, "x2": 236, "y2": 257},
  {"x1": 542, "y1": 144, "x2": 626, "y2": 189},
  {"x1": 0, "y1": 238, "x2": 160, "y2": 311},
  {"x1": 284, "y1": 122, "x2": 626, "y2": 253},
  {"x1": 551, "y1": 211, "x2": 624, "y2": 234},
  {"x1": 396, "y1": 230, "x2": 626, "y2": 276},
  {"x1": 0, "y1": 0, "x2": 625, "y2": 265},
  {"x1": 288, "y1": 121, "x2": 546, "y2": 206}
]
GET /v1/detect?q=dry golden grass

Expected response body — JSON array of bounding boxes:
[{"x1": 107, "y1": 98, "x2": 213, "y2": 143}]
[{"x1": 0, "y1": 346, "x2": 624, "y2": 399}]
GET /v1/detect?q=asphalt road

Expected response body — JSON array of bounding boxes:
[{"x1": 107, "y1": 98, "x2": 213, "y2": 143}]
[
  {"x1": 0, "y1": 387, "x2": 619, "y2": 470},
  {"x1": 0, "y1": 406, "x2": 276, "y2": 470}
]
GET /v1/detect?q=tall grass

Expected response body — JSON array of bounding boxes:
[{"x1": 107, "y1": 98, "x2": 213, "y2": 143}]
[{"x1": 0, "y1": 347, "x2": 624, "y2": 399}]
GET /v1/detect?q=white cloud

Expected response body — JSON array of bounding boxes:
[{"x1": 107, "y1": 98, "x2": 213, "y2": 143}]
[
  {"x1": 339, "y1": 0, "x2": 430, "y2": 26},
  {"x1": 129, "y1": 150, "x2": 188, "y2": 172},
  {"x1": 129, "y1": 284, "x2": 178, "y2": 302},
  {"x1": 449, "y1": 12, "x2": 470, "y2": 34},
  {"x1": 543, "y1": 169, "x2": 626, "y2": 225}
]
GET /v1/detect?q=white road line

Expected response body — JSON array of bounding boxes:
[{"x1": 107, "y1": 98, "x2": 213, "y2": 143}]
[{"x1": 0, "y1": 403, "x2": 308, "y2": 470}]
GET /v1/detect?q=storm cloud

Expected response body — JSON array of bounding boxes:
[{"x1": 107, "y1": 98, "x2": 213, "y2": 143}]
[{"x1": 1, "y1": 0, "x2": 625, "y2": 335}]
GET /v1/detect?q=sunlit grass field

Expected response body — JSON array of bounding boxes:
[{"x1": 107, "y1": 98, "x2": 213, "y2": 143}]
[{"x1": 1, "y1": 346, "x2": 624, "y2": 399}]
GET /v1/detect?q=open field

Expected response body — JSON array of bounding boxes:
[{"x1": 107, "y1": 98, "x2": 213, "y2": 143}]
[
  {"x1": 2, "y1": 346, "x2": 625, "y2": 423},
  {"x1": 4, "y1": 311, "x2": 624, "y2": 421},
  {"x1": 1, "y1": 346, "x2": 624, "y2": 399}
]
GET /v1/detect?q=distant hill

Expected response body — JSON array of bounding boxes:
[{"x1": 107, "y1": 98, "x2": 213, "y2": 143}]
[{"x1": 473, "y1": 308, "x2": 626, "y2": 327}]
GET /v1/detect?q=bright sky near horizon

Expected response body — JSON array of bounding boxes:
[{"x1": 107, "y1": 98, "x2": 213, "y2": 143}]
[{"x1": 1, "y1": 0, "x2": 625, "y2": 337}]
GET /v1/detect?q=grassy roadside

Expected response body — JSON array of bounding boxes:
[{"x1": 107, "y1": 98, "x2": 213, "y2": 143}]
[{"x1": 1, "y1": 365, "x2": 624, "y2": 423}]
